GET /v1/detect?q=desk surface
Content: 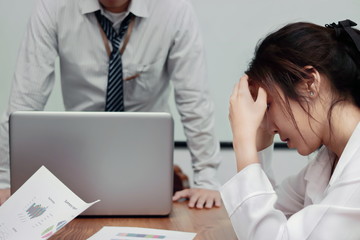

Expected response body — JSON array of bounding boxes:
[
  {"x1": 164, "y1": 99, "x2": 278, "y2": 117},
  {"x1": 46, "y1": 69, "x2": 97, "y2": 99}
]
[{"x1": 51, "y1": 201, "x2": 237, "y2": 240}]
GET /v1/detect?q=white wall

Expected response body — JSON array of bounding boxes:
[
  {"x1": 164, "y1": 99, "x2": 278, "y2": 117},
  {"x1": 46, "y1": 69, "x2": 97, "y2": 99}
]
[
  {"x1": 172, "y1": 0, "x2": 360, "y2": 142},
  {"x1": 1, "y1": 0, "x2": 359, "y2": 143},
  {"x1": 174, "y1": 147, "x2": 311, "y2": 187},
  {"x1": 1, "y1": 0, "x2": 353, "y2": 187}
]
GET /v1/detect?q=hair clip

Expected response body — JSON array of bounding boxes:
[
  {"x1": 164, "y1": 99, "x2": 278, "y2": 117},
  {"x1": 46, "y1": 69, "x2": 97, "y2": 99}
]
[
  {"x1": 325, "y1": 19, "x2": 360, "y2": 52},
  {"x1": 325, "y1": 22, "x2": 342, "y2": 37}
]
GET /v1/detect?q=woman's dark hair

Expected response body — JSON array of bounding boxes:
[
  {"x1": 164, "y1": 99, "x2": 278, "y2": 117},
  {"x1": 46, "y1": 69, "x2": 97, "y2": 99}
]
[{"x1": 246, "y1": 21, "x2": 360, "y2": 136}]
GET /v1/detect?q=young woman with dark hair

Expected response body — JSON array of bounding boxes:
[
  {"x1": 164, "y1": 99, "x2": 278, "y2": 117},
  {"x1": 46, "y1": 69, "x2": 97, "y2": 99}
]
[{"x1": 221, "y1": 20, "x2": 360, "y2": 239}]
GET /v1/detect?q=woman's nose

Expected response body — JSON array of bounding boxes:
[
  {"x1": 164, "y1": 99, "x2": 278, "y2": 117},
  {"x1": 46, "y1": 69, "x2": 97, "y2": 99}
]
[{"x1": 265, "y1": 113, "x2": 278, "y2": 135}]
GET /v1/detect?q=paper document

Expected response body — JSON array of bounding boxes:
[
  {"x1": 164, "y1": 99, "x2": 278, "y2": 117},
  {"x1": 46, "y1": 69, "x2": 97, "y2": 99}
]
[
  {"x1": 88, "y1": 226, "x2": 196, "y2": 240},
  {"x1": 0, "y1": 166, "x2": 99, "y2": 240}
]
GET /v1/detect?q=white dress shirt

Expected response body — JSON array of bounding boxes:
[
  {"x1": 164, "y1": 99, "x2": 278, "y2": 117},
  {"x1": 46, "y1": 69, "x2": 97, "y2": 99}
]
[
  {"x1": 221, "y1": 122, "x2": 360, "y2": 240},
  {"x1": 0, "y1": 0, "x2": 221, "y2": 189}
]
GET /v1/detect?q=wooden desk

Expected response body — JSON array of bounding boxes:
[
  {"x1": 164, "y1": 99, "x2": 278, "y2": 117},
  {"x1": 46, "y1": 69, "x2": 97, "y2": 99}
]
[{"x1": 51, "y1": 201, "x2": 237, "y2": 239}]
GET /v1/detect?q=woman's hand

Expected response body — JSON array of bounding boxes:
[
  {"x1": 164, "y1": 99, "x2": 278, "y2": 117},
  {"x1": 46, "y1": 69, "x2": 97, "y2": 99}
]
[
  {"x1": 256, "y1": 116, "x2": 275, "y2": 151},
  {"x1": 229, "y1": 75, "x2": 267, "y2": 171}
]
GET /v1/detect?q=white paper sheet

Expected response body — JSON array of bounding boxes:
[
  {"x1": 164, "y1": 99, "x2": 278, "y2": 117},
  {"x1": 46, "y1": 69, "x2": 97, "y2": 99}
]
[
  {"x1": 0, "y1": 166, "x2": 99, "y2": 240},
  {"x1": 87, "y1": 226, "x2": 196, "y2": 240}
]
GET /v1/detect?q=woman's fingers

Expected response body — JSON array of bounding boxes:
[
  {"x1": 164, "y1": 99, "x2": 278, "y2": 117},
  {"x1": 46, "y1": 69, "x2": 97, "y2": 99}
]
[
  {"x1": 231, "y1": 82, "x2": 239, "y2": 97},
  {"x1": 239, "y1": 75, "x2": 249, "y2": 88},
  {"x1": 238, "y1": 75, "x2": 251, "y2": 97},
  {"x1": 256, "y1": 87, "x2": 267, "y2": 109},
  {"x1": 229, "y1": 75, "x2": 268, "y2": 134}
]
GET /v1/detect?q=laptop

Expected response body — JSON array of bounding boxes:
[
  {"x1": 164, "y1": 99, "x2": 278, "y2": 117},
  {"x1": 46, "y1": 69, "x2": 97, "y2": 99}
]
[{"x1": 9, "y1": 111, "x2": 174, "y2": 216}]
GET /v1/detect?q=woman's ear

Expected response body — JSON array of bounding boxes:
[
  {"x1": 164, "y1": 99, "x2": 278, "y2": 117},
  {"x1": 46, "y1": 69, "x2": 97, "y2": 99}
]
[{"x1": 298, "y1": 65, "x2": 321, "y2": 100}]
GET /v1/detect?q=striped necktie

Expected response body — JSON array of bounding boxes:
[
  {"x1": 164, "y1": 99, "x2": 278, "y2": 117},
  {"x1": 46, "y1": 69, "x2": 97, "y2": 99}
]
[{"x1": 95, "y1": 11, "x2": 133, "y2": 112}]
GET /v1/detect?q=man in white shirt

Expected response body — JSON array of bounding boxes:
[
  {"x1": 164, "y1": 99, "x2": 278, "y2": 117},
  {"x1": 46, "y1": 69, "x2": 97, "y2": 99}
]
[{"x1": 0, "y1": 0, "x2": 222, "y2": 208}]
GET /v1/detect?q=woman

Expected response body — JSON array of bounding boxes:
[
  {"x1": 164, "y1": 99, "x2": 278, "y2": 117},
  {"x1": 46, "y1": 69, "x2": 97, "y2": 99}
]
[{"x1": 221, "y1": 20, "x2": 360, "y2": 239}]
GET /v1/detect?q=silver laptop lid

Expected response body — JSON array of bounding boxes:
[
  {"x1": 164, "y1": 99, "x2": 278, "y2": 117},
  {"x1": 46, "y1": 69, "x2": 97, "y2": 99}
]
[{"x1": 10, "y1": 111, "x2": 174, "y2": 216}]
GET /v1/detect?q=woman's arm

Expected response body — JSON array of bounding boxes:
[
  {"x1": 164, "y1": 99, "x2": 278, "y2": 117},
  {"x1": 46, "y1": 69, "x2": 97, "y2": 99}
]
[{"x1": 229, "y1": 75, "x2": 267, "y2": 172}]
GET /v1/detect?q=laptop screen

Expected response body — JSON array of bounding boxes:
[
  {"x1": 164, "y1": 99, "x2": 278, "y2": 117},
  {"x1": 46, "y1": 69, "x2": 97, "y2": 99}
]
[{"x1": 10, "y1": 111, "x2": 174, "y2": 216}]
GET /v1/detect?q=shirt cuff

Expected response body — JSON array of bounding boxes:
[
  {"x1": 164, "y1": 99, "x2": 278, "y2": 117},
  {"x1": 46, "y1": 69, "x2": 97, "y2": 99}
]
[
  {"x1": 220, "y1": 163, "x2": 274, "y2": 216},
  {"x1": 0, "y1": 113, "x2": 11, "y2": 189},
  {"x1": 193, "y1": 166, "x2": 221, "y2": 190},
  {"x1": 258, "y1": 143, "x2": 276, "y2": 187},
  {"x1": 0, "y1": 168, "x2": 10, "y2": 189}
]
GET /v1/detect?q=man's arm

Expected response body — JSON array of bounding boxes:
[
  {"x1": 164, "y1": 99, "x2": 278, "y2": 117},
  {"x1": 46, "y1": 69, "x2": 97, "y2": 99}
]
[
  {"x1": 0, "y1": 0, "x2": 58, "y2": 198},
  {"x1": 167, "y1": 1, "x2": 221, "y2": 208}
]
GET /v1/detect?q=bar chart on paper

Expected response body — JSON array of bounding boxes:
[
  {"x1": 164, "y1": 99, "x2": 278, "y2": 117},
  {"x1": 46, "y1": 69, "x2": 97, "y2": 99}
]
[
  {"x1": 25, "y1": 203, "x2": 48, "y2": 219},
  {"x1": 0, "y1": 196, "x2": 67, "y2": 240},
  {"x1": 0, "y1": 166, "x2": 99, "y2": 240},
  {"x1": 18, "y1": 199, "x2": 50, "y2": 223}
]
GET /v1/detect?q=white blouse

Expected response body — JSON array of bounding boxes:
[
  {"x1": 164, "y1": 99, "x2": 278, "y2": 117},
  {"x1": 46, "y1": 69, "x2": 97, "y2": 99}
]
[{"x1": 221, "y1": 122, "x2": 360, "y2": 240}]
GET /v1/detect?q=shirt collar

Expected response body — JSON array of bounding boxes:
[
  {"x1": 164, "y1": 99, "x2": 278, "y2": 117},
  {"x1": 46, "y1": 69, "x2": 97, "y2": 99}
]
[
  {"x1": 329, "y1": 121, "x2": 360, "y2": 186},
  {"x1": 303, "y1": 146, "x2": 334, "y2": 203},
  {"x1": 79, "y1": 0, "x2": 100, "y2": 15},
  {"x1": 79, "y1": 0, "x2": 149, "y2": 18},
  {"x1": 128, "y1": 0, "x2": 149, "y2": 18}
]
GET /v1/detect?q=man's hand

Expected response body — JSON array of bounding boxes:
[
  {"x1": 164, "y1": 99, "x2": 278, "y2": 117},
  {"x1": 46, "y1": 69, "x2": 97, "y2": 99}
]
[
  {"x1": 172, "y1": 188, "x2": 221, "y2": 209},
  {"x1": 0, "y1": 188, "x2": 10, "y2": 205}
]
